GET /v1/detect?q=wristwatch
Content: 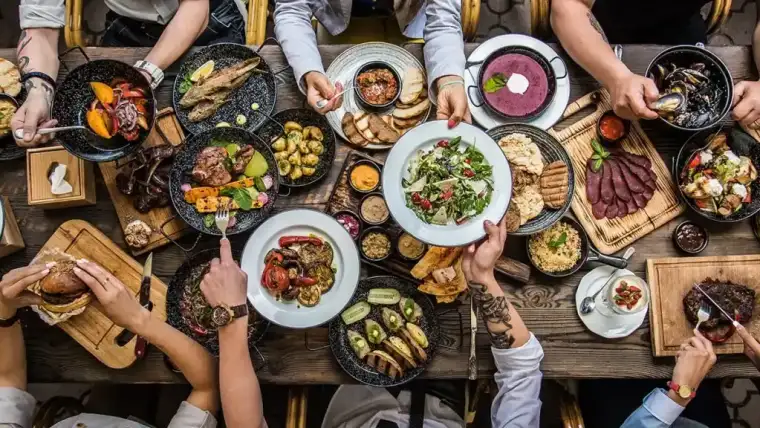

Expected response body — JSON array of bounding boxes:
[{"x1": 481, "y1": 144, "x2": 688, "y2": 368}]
[
  {"x1": 133, "y1": 60, "x2": 164, "y2": 89},
  {"x1": 667, "y1": 381, "x2": 697, "y2": 399},
  {"x1": 211, "y1": 303, "x2": 248, "y2": 328},
  {"x1": 0, "y1": 311, "x2": 19, "y2": 328}
]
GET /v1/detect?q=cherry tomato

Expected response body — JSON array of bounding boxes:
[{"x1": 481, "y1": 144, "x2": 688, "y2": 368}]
[
  {"x1": 420, "y1": 199, "x2": 432, "y2": 210},
  {"x1": 441, "y1": 190, "x2": 453, "y2": 200},
  {"x1": 436, "y1": 140, "x2": 449, "y2": 148},
  {"x1": 463, "y1": 169, "x2": 475, "y2": 178},
  {"x1": 411, "y1": 192, "x2": 422, "y2": 204}
]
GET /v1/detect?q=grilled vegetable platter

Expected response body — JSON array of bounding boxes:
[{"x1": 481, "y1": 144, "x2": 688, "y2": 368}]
[{"x1": 329, "y1": 276, "x2": 439, "y2": 386}]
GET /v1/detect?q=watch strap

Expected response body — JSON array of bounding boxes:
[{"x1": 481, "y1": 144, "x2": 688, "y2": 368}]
[
  {"x1": 0, "y1": 312, "x2": 19, "y2": 328},
  {"x1": 667, "y1": 381, "x2": 696, "y2": 399},
  {"x1": 231, "y1": 304, "x2": 248, "y2": 319},
  {"x1": 133, "y1": 60, "x2": 164, "y2": 89},
  {"x1": 21, "y1": 72, "x2": 57, "y2": 90}
]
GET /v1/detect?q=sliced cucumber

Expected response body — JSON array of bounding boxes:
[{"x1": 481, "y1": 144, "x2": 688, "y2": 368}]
[
  {"x1": 341, "y1": 301, "x2": 371, "y2": 325},
  {"x1": 236, "y1": 114, "x2": 247, "y2": 126},
  {"x1": 367, "y1": 288, "x2": 401, "y2": 305}
]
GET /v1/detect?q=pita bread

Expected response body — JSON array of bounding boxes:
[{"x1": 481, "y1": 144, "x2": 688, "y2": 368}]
[
  {"x1": 417, "y1": 257, "x2": 467, "y2": 296},
  {"x1": 393, "y1": 98, "x2": 430, "y2": 120},
  {"x1": 400, "y1": 68, "x2": 425, "y2": 104},
  {"x1": 436, "y1": 293, "x2": 459, "y2": 304},
  {"x1": 411, "y1": 246, "x2": 462, "y2": 279}
]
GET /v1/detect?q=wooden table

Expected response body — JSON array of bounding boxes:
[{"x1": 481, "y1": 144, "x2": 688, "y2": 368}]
[{"x1": 2, "y1": 44, "x2": 760, "y2": 384}]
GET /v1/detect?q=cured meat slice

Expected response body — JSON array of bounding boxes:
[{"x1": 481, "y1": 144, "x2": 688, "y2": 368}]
[
  {"x1": 618, "y1": 150, "x2": 652, "y2": 170},
  {"x1": 616, "y1": 198, "x2": 628, "y2": 218},
  {"x1": 592, "y1": 200, "x2": 608, "y2": 219},
  {"x1": 608, "y1": 160, "x2": 631, "y2": 202},
  {"x1": 617, "y1": 155, "x2": 655, "y2": 184},
  {"x1": 600, "y1": 162, "x2": 615, "y2": 204},
  {"x1": 625, "y1": 198, "x2": 638, "y2": 215},
  {"x1": 617, "y1": 159, "x2": 646, "y2": 193},
  {"x1": 605, "y1": 201, "x2": 619, "y2": 219},
  {"x1": 644, "y1": 179, "x2": 656, "y2": 191},
  {"x1": 632, "y1": 193, "x2": 648, "y2": 208},
  {"x1": 586, "y1": 159, "x2": 602, "y2": 204},
  {"x1": 642, "y1": 188, "x2": 654, "y2": 201}
]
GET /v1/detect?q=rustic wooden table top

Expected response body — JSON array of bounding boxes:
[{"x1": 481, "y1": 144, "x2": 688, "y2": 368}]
[{"x1": 1, "y1": 44, "x2": 759, "y2": 384}]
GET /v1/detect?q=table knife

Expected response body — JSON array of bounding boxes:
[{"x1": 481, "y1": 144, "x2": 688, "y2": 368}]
[
  {"x1": 695, "y1": 284, "x2": 739, "y2": 326},
  {"x1": 468, "y1": 296, "x2": 478, "y2": 380},
  {"x1": 134, "y1": 253, "x2": 153, "y2": 359}
]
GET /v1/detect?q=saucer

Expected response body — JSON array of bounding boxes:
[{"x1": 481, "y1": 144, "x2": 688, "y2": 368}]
[{"x1": 576, "y1": 266, "x2": 648, "y2": 339}]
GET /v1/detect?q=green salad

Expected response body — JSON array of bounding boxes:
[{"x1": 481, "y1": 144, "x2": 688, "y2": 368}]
[{"x1": 402, "y1": 137, "x2": 493, "y2": 225}]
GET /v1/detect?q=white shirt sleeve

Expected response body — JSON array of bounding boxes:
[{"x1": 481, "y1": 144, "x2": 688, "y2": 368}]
[
  {"x1": 490, "y1": 333, "x2": 544, "y2": 428},
  {"x1": 0, "y1": 387, "x2": 36, "y2": 428},
  {"x1": 19, "y1": 0, "x2": 65, "y2": 29}
]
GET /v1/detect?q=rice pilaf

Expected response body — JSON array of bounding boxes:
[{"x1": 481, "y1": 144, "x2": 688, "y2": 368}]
[{"x1": 528, "y1": 221, "x2": 581, "y2": 272}]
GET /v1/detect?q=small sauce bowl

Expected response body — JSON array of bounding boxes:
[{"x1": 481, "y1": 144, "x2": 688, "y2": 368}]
[
  {"x1": 673, "y1": 220, "x2": 709, "y2": 255},
  {"x1": 359, "y1": 192, "x2": 389, "y2": 225},
  {"x1": 348, "y1": 159, "x2": 381, "y2": 194},
  {"x1": 332, "y1": 210, "x2": 362, "y2": 241},
  {"x1": 597, "y1": 110, "x2": 631, "y2": 144},
  {"x1": 353, "y1": 61, "x2": 401, "y2": 110},
  {"x1": 360, "y1": 226, "x2": 393, "y2": 261},
  {"x1": 396, "y1": 232, "x2": 427, "y2": 262}
]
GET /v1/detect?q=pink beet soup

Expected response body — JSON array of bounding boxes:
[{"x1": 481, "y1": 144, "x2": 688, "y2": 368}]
[{"x1": 482, "y1": 53, "x2": 549, "y2": 117}]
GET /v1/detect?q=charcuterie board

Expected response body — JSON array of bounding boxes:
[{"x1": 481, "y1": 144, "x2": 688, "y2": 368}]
[
  {"x1": 548, "y1": 90, "x2": 684, "y2": 254},
  {"x1": 647, "y1": 254, "x2": 760, "y2": 356},
  {"x1": 35, "y1": 220, "x2": 167, "y2": 368},
  {"x1": 99, "y1": 107, "x2": 189, "y2": 256}
]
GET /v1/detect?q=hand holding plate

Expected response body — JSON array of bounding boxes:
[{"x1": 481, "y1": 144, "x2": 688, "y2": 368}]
[{"x1": 462, "y1": 217, "x2": 508, "y2": 286}]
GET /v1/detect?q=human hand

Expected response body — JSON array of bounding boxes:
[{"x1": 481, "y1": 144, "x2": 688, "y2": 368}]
[
  {"x1": 735, "y1": 323, "x2": 760, "y2": 370},
  {"x1": 11, "y1": 78, "x2": 57, "y2": 147},
  {"x1": 0, "y1": 264, "x2": 51, "y2": 319},
  {"x1": 200, "y1": 239, "x2": 247, "y2": 308},
  {"x1": 732, "y1": 80, "x2": 760, "y2": 129},
  {"x1": 304, "y1": 71, "x2": 343, "y2": 114},
  {"x1": 462, "y1": 216, "x2": 507, "y2": 286},
  {"x1": 670, "y1": 329, "x2": 717, "y2": 405},
  {"x1": 73, "y1": 259, "x2": 150, "y2": 334},
  {"x1": 608, "y1": 72, "x2": 660, "y2": 121},
  {"x1": 436, "y1": 76, "x2": 471, "y2": 128}
]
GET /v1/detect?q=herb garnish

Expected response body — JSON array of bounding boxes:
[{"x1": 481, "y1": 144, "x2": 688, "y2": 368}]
[
  {"x1": 178, "y1": 72, "x2": 193, "y2": 94},
  {"x1": 483, "y1": 73, "x2": 507, "y2": 94},
  {"x1": 548, "y1": 231, "x2": 567, "y2": 249},
  {"x1": 590, "y1": 138, "x2": 610, "y2": 172}
]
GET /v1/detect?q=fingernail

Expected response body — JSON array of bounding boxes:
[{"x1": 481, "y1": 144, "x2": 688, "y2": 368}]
[
  {"x1": 448, "y1": 119, "x2": 456, "y2": 128},
  {"x1": 484, "y1": 220, "x2": 493, "y2": 226},
  {"x1": 45, "y1": 262, "x2": 56, "y2": 268},
  {"x1": 76, "y1": 259, "x2": 88, "y2": 265}
]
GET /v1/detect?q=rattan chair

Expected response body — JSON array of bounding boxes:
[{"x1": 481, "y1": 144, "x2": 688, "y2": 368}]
[{"x1": 530, "y1": 0, "x2": 732, "y2": 40}]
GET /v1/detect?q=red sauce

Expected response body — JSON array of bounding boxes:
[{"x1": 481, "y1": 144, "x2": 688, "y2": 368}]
[
  {"x1": 599, "y1": 115, "x2": 626, "y2": 141},
  {"x1": 357, "y1": 69, "x2": 398, "y2": 105}
]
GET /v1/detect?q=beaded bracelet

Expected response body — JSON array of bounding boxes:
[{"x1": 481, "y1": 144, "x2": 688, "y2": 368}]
[{"x1": 21, "y1": 72, "x2": 57, "y2": 90}]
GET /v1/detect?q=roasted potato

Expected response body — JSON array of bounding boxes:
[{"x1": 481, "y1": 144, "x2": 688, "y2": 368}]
[
  {"x1": 286, "y1": 138, "x2": 297, "y2": 155},
  {"x1": 284, "y1": 121, "x2": 302, "y2": 133},
  {"x1": 302, "y1": 153, "x2": 319, "y2": 167},
  {"x1": 272, "y1": 137, "x2": 286, "y2": 152},
  {"x1": 307, "y1": 140, "x2": 324, "y2": 155},
  {"x1": 298, "y1": 139, "x2": 310, "y2": 154},
  {"x1": 288, "y1": 151, "x2": 302, "y2": 166},
  {"x1": 274, "y1": 151, "x2": 289, "y2": 160},
  {"x1": 302, "y1": 166, "x2": 316, "y2": 176},
  {"x1": 277, "y1": 159, "x2": 291, "y2": 176},
  {"x1": 289, "y1": 166, "x2": 303, "y2": 180}
]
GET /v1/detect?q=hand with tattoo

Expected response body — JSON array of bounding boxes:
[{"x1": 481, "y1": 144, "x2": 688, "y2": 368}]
[{"x1": 12, "y1": 78, "x2": 57, "y2": 147}]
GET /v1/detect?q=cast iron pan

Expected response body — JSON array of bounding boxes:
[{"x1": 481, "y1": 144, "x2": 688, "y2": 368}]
[
  {"x1": 674, "y1": 126, "x2": 760, "y2": 223},
  {"x1": 0, "y1": 94, "x2": 23, "y2": 161},
  {"x1": 169, "y1": 126, "x2": 279, "y2": 236},
  {"x1": 487, "y1": 124, "x2": 574, "y2": 236},
  {"x1": 172, "y1": 43, "x2": 276, "y2": 135},
  {"x1": 255, "y1": 108, "x2": 336, "y2": 187},
  {"x1": 52, "y1": 59, "x2": 156, "y2": 162},
  {"x1": 166, "y1": 248, "x2": 269, "y2": 356},
  {"x1": 467, "y1": 45, "x2": 563, "y2": 122},
  {"x1": 329, "y1": 276, "x2": 439, "y2": 387},
  {"x1": 526, "y1": 216, "x2": 627, "y2": 278}
]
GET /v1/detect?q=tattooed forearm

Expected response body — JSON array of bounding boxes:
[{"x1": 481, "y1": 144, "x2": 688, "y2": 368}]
[
  {"x1": 17, "y1": 30, "x2": 33, "y2": 73},
  {"x1": 23, "y1": 79, "x2": 54, "y2": 109},
  {"x1": 470, "y1": 282, "x2": 515, "y2": 349},
  {"x1": 587, "y1": 11, "x2": 608, "y2": 43}
]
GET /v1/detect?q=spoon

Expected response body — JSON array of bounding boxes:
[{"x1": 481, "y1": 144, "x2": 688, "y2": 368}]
[
  {"x1": 14, "y1": 125, "x2": 87, "y2": 140},
  {"x1": 580, "y1": 247, "x2": 636, "y2": 315},
  {"x1": 315, "y1": 84, "x2": 352, "y2": 109}
]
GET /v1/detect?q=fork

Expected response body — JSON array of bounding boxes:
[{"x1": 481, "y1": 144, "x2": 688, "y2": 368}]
[
  {"x1": 215, "y1": 203, "x2": 230, "y2": 240},
  {"x1": 695, "y1": 303, "x2": 712, "y2": 331}
]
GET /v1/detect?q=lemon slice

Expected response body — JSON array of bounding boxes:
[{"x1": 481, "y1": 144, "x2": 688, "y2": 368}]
[{"x1": 190, "y1": 60, "x2": 215, "y2": 82}]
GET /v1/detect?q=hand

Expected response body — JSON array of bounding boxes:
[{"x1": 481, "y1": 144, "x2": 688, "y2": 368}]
[
  {"x1": 0, "y1": 264, "x2": 51, "y2": 319},
  {"x1": 608, "y1": 72, "x2": 660, "y2": 121},
  {"x1": 732, "y1": 80, "x2": 760, "y2": 129},
  {"x1": 670, "y1": 329, "x2": 717, "y2": 405},
  {"x1": 73, "y1": 259, "x2": 150, "y2": 334},
  {"x1": 735, "y1": 323, "x2": 760, "y2": 370},
  {"x1": 436, "y1": 76, "x2": 471, "y2": 128},
  {"x1": 11, "y1": 79, "x2": 57, "y2": 147},
  {"x1": 462, "y1": 216, "x2": 507, "y2": 286},
  {"x1": 304, "y1": 71, "x2": 343, "y2": 114},
  {"x1": 200, "y1": 239, "x2": 248, "y2": 308}
]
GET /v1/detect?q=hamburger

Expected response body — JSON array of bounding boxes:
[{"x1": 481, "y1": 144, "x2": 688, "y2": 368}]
[{"x1": 38, "y1": 260, "x2": 92, "y2": 313}]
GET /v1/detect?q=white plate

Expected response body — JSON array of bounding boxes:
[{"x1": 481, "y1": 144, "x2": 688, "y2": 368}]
[
  {"x1": 575, "y1": 266, "x2": 648, "y2": 339},
  {"x1": 325, "y1": 42, "x2": 431, "y2": 151},
  {"x1": 382, "y1": 120, "x2": 512, "y2": 247},
  {"x1": 241, "y1": 209, "x2": 361, "y2": 329},
  {"x1": 465, "y1": 34, "x2": 570, "y2": 130}
]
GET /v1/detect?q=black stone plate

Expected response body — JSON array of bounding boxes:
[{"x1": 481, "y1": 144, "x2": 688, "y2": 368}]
[
  {"x1": 329, "y1": 276, "x2": 439, "y2": 387},
  {"x1": 166, "y1": 248, "x2": 269, "y2": 356},
  {"x1": 255, "y1": 108, "x2": 336, "y2": 188},
  {"x1": 0, "y1": 94, "x2": 23, "y2": 161},
  {"x1": 675, "y1": 126, "x2": 760, "y2": 223},
  {"x1": 169, "y1": 126, "x2": 279, "y2": 236},
  {"x1": 487, "y1": 123, "x2": 574, "y2": 236},
  {"x1": 172, "y1": 43, "x2": 276, "y2": 135},
  {"x1": 52, "y1": 59, "x2": 156, "y2": 162}
]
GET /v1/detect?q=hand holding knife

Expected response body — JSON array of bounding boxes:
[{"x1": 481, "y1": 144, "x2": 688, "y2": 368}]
[
  {"x1": 134, "y1": 253, "x2": 154, "y2": 359},
  {"x1": 468, "y1": 295, "x2": 478, "y2": 380}
]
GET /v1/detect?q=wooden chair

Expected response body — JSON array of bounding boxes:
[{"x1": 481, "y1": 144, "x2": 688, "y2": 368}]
[{"x1": 530, "y1": 0, "x2": 732, "y2": 41}]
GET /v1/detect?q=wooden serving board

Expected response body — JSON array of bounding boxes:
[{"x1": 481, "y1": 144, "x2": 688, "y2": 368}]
[
  {"x1": 326, "y1": 150, "x2": 531, "y2": 284},
  {"x1": 36, "y1": 219, "x2": 168, "y2": 368},
  {"x1": 647, "y1": 254, "x2": 760, "y2": 357},
  {"x1": 548, "y1": 90, "x2": 685, "y2": 254},
  {"x1": 99, "y1": 107, "x2": 189, "y2": 256}
]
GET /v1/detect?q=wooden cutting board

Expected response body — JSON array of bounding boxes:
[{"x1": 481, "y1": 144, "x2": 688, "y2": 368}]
[
  {"x1": 647, "y1": 254, "x2": 760, "y2": 357},
  {"x1": 36, "y1": 219, "x2": 168, "y2": 368},
  {"x1": 99, "y1": 107, "x2": 189, "y2": 256},
  {"x1": 548, "y1": 90, "x2": 685, "y2": 254}
]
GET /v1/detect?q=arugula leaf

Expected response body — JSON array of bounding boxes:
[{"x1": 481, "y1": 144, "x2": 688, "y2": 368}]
[
  {"x1": 178, "y1": 73, "x2": 193, "y2": 94},
  {"x1": 548, "y1": 231, "x2": 567, "y2": 249},
  {"x1": 483, "y1": 73, "x2": 507, "y2": 93}
]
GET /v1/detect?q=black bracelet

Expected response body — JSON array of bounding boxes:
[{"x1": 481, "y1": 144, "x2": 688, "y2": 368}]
[
  {"x1": 0, "y1": 312, "x2": 19, "y2": 328},
  {"x1": 21, "y1": 72, "x2": 57, "y2": 90}
]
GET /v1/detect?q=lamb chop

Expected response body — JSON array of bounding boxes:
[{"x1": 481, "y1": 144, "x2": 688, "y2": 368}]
[
  {"x1": 180, "y1": 58, "x2": 260, "y2": 109},
  {"x1": 232, "y1": 144, "x2": 254, "y2": 175}
]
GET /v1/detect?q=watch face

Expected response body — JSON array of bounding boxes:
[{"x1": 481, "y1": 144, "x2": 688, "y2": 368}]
[
  {"x1": 678, "y1": 385, "x2": 692, "y2": 398},
  {"x1": 212, "y1": 307, "x2": 232, "y2": 326}
]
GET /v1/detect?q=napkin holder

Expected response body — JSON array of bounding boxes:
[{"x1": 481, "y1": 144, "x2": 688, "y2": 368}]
[
  {"x1": 26, "y1": 146, "x2": 96, "y2": 209},
  {"x1": 0, "y1": 197, "x2": 24, "y2": 258}
]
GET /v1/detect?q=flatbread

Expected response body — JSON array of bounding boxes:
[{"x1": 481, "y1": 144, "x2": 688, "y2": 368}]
[
  {"x1": 393, "y1": 98, "x2": 430, "y2": 120},
  {"x1": 512, "y1": 184, "x2": 544, "y2": 225},
  {"x1": 504, "y1": 203, "x2": 521, "y2": 233},
  {"x1": 436, "y1": 293, "x2": 459, "y2": 304},
  {"x1": 400, "y1": 68, "x2": 425, "y2": 104},
  {"x1": 411, "y1": 246, "x2": 462, "y2": 279},
  {"x1": 499, "y1": 133, "x2": 544, "y2": 176},
  {"x1": 0, "y1": 58, "x2": 21, "y2": 97},
  {"x1": 393, "y1": 114, "x2": 424, "y2": 129},
  {"x1": 418, "y1": 257, "x2": 466, "y2": 296}
]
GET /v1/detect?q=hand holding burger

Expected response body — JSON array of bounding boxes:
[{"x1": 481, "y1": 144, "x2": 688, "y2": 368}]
[
  {"x1": 38, "y1": 260, "x2": 92, "y2": 314},
  {"x1": 0, "y1": 264, "x2": 52, "y2": 319}
]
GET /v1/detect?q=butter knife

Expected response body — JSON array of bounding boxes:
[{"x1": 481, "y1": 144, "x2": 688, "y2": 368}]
[
  {"x1": 468, "y1": 295, "x2": 478, "y2": 380},
  {"x1": 695, "y1": 284, "x2": 739, "y2": 326},
  {"x1": 134, "y1": 253, "x2": 153, "y2": 359}
]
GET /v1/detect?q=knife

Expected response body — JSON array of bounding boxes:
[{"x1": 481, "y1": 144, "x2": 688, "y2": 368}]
[
  {"x1": 468, "y1": 295, "x2": 478, "y2": 380},
  {"x1": 695, "y1": 284, "x2": 740, "y2": 327},
  {"x1": 134, "y1": 253, "x2": 153, "y2": 359}
]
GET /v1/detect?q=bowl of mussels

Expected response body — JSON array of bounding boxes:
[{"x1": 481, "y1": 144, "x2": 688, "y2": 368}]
[{"x1": 645, "y1": 44, "x2": 732, "y2": 131}]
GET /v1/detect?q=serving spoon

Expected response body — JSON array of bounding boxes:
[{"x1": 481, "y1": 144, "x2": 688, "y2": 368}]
[
  {"x1": 315, "y1": 83, "x2": 351, "y2": 109},
  {"x1": 579, "y1": 247, "x2": 636, "y2": 315},
  {"x1": 14, "y1": 125, "x2": 87, "y2": 140}
]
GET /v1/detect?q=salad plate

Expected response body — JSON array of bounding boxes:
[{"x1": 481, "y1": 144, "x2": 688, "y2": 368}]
[{"x1": 382, "y1": 121, "x2": 512, "y2": 247}]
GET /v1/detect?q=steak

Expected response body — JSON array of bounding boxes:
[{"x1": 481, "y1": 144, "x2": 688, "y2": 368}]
[
  {"x1": 192, "y1": 146, "x2": 232, "y2": 186},
  {"x1": 683, "y1": 279, "x2": 755, "y2": 330}
]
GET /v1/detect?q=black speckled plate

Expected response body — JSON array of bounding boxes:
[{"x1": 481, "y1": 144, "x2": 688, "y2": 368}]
[
  {"x1": 166, "y1": 248, "x2": 269, "y2": 356},
  {"x1": 169, "y1": 126, "x2": 279, "y2": 236},
  {"x1": 255, "y1": 108, "x2": 336, "y2": 187},
  {"x1": 487, "y1": 124, "x2": 574, "y2": 236},
  {"x1": 0, "y1": 94, "x2": 23, "y2": 161},
  {"x1": 329, "y1": 276, "x2": 439, "y2": 387},
  {"x1": 52, "y1": 59, "x2": 156, "y2": 162},
  {"x1": 172, "y1": 43, "x2": 276, "y2": 135}
]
